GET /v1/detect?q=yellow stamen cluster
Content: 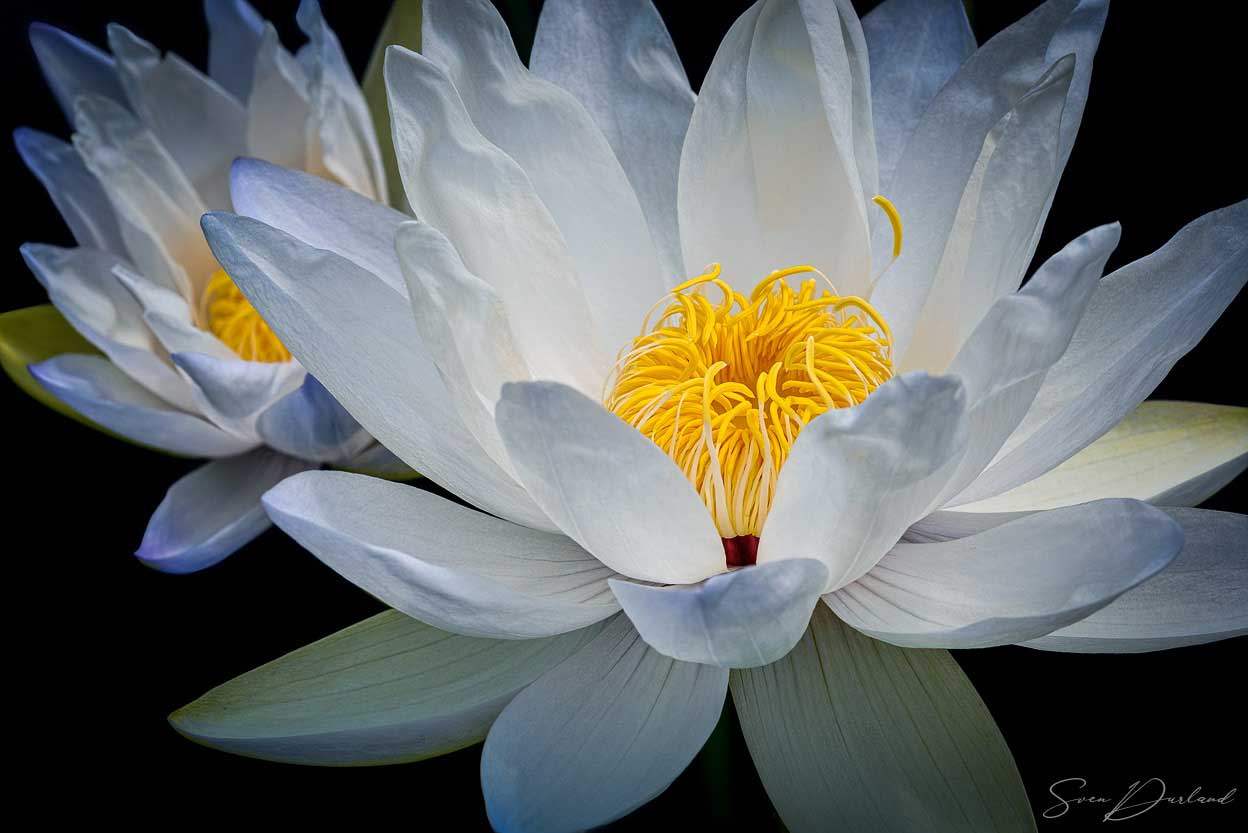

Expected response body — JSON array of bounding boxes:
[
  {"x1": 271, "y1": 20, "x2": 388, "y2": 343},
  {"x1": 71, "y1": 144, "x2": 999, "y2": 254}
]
[
  {"x1": 604, "y1": 265, "x2": 894, "y2": 538},
  {"x1": 199, "y1": 268, "x2": 291, "y2": 363}
]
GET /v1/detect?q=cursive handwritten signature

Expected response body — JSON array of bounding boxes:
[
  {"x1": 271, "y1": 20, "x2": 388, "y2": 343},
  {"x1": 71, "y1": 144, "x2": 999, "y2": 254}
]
[{"x1": 1043, "y1": 777, "x2": 1237, "y2": 822}]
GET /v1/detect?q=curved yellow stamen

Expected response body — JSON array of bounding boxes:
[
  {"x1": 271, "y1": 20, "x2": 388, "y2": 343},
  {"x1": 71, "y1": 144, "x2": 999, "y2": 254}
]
[
  {"x1": 199, "y1": 269, "x2": 291, "y2": 363},
  {"x1": 872, "y1": 194, "x2": 904, "y2": 259}
]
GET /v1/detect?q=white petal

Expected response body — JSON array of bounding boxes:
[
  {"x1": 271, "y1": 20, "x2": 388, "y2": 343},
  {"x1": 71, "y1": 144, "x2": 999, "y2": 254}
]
[
  {"x1": 29, "y1": 23, "x2": 127, "y2": 122},
  {"x1": 230, "y1": 158, "x2": 409, "y2": 293},
  {"x1": 170, "y1": 351, "x2": 304, "y2": 438},
  {"x1": 245, "y1": 25, "x2": 315, "y2": 172},
  {"x1": 257, "y1": 375, "x2": 372, "y2": 464},
  {"x1": 827, "y1": 500, "x2": 1182, "y2": 648},
  {"x1": 934, "y1": 223, "x2": 1120, "y2": 505},
  {"x1": 1025, "y1": 508, "x2": 1248, "y2": 652},
  {"x1": 871, "y1": 0, "x2": 1108, "y2": 358},
  {"x1": 263, "y1": 471, "x2": 619, "y2": 639},
  {"x1": 862, "y1": 0, "x2": 975, "y2": 193},
  {"x1": 202, "y1": 211, "x2": 552, "y2": 530},
  {"x1": 481, "y1": 615, "x2": 727, "y2": 833},
  {"x1": 137, "y1": 449, "x2": 312, "y2": 573},
  {"x1": 495, "y1": 381, "x2": 725, "y2": 585},
  {"x1": 958, "y1": 401, "x2": 1248, "y2": 513},
  {"x1": 609, "y1": 558, "x2": 827, "y2": 668},
  {"x1": 759, "y1": 373, "x2": 967, "y2": 590},
  {"x1": 531, "y1": 0, "x2": 695, "y2": 277},
  {"x1": 424, "y1": 0, "x2": 667, "y2": 352},
  {"x1": 962, "y1": 199, "x2": 1248, "y2": 503},
  {"x1": 732, "y1": 605, "x2": 1034, "y2": 833},
  {"x1": 205, "y1": 0, "x2": 266, "y2": 102},
  {"x1": 384, "y1": 45, "x2": 607, "y2": 392},
  {"x1": 107, "y1": 24, "x2": 247, "y2": 211},
  {"x1": 171, "y1": 610, "x2": 603, "y2": 766},
  {"x1": 14, "y1": 127, "x2": 125, "y2": 255},
  {"x1": 679, "y1": 0, "x2": 875, "y2": 296},
  {"x1": 29, "y1": 353, "x2": 255, "y2": 457}
]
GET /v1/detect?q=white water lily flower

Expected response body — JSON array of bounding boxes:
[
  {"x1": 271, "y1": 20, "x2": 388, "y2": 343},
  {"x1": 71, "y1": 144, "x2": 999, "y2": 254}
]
[
  {"x1": 5, "y1": 0, "x2": 411, "y2": 573},
  {"x1": 181, "y1": 0, "x2": 1244, "y2": 829}
]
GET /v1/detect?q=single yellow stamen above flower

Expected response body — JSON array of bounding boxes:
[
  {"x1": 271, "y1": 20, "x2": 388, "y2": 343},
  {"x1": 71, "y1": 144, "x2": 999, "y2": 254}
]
[
  {"x1": 604, "y1": 265, "x2": 894, "y2": 539},
  {"x1": 199, "y1": 268, "x2": 291, "y2": 363},
  {"x1": 872, "y1": 194, "x2": 903, "y2": 258}
]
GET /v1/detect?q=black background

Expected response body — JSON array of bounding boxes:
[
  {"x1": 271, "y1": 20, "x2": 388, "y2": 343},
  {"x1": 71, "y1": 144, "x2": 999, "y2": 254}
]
[{"x1": 3, "y1": 1, "x2": 1245, "y2": 829}]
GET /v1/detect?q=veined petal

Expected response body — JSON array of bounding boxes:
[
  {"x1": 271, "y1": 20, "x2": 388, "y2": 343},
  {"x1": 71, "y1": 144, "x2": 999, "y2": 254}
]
[
  {"x1": 531, "y1": 0, "x2": 694, "y2": 277},
  {"x1": 759, "y1": 373, "x2": 968, "y2": 591},
  {"x1": 731, "y1": 605, "x2": 1034, "y2": 833},
  {"x1": 202, "y1": 211, "x2": 551, "y2": 530},
  {"x1": 423, "y1": 0, "x2": 667, "y2": 353},
  {"x1": 495, "y1": 381, "x2": 725, "y2": 585},
  {"x1": 679, "y1": 0, "x2": 876, "y2": 296},
  {"x1": 171, "y1": 610, "x2": 602, "y2": 766},
  {"x1": 1025, "y1": 509, "x2": 1248, "y2": 652},
  {"x1": 826, "y1": 500, "x2": 1182, "y2": 649},
  {"x1": 609, "y1": 558, "x2": 827, "y2": 668},
  {"x1": 263, "y1": 471, "x2": 619, "y2": 639},
  {"x1": 14, "y1": 127, "x2": 125, "y2": 255},
  {"x1": 958, "y1": 401, "x2": 1248, "y2": 512},
  {"x1": 29, "y1": 353, "x2": 255, "y2": 457},
  {"x1": 481, "y1": 614, "x2": 728, "y2": 833},
  {"x1": 961, "y1": 199, "x2": 1248, "y2": 504},
  {"x1": 137, "y1": 449, "x2": 313, "y2": 573},
  {"x1": 257, "y1": 375, "x2": 372, "y2": 464},
  {"x1": 29, "y1": 23, "x2": 127, "y2": 122},
  {"x1": 205, "y1": 0, "x2": 266, "y2": 102}
]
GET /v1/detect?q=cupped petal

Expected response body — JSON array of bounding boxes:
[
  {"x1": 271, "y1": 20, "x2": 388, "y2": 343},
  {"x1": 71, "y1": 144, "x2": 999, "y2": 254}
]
[
  {"x1": 679, "y1": 0, "x2": 876, "y2": 296},
  {"x1": 531, "y1": 0, "x2": 694, "y2": 277},
  {"x1": 1025, "y1": 508, "x2": 1247, "y2": 652},
  {"x1": 29, "y1": 23, "x2": 127, "y2": 122},
  {"x1": 257, "y1": 374, "x2": 372, "y2": 464},
  {"x1": 495, "y1": 381, "x2": 725, "y2": 585},
  {"x1": 202, "y1": 211, "x2": 551, "y2": 531},
  {"x1": 731, "y1": 604, "x2": 1034, "y2": 833},
  {"x1": 609, "y1": 558, "x2": 828, "y2": 668},
  {"x1": 171, "y1": 610, "x2": 602, "y2": 766},
  {"x1": 205, "y1": 0, "x2": 266, "y2": 102},
  {"x1": 862, "y1": 0, "x2": 975, "y2": 193},
  {"x1": 137, "y1": 448, "x2": 313, "y2": 573},
  {"x1": 758, "y1": 373, "x2": 968, "y2": 591},
  {"x1": 384, "y1": 45, "x2": 607, "y2": 392},
  {"x1": 262, "y1": 471, "x2": 619, "y2": 639},
  {"x1": 171, "y1": 351, "x2": 305, "y2": 438},
  {"x1": 29, "y1": 353, "x2": 255, "y2": 457},
  {"x1": 423, "y1": 0, "x2": 667, "y2": 352},
  {"x1": 106, "y1": 24, "x2": 246, "y2": 211},
  {"x1": 871, "y1": 0, "x2": 1108, "y2": 359},
  {"x1": 245, "y1": 24, "x2": 315, "y2": 172},
  {"x1": 481, "y1": 614, "x2": 728, "y2": 833},
  {"x1": 826, "y1": 500, "x2": 1182, "y2": 649},
  {"x1": 961, "y1": 199, "x2": 1248, "y2": 504},
  {"x1": 958, "y1": 401, "x2": 1248, "y2": 513},
  {"x1": 14, "y1": 127, "x2": 125, "y2": 255}
]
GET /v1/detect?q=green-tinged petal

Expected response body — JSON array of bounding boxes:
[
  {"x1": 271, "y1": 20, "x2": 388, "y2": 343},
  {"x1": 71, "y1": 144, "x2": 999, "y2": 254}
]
[
  {"x1": 956, "y1": 401, "x2": 1248, "y2": 512},
  {"x1": 171, "y1": 610, "x2": 602, "y2": 766},
  {"x1": 0, "y1": 304, "x2": 101, "y2": 426},
  {"x1": 731, "y1": 605, "x2": 1035, "y2": 833},
  {"x1": 333, "y1": 441, "x2": 421, "y2": 481},
  {"x1": 363, "y1": 0, "x2": 421, "y2": 212}
]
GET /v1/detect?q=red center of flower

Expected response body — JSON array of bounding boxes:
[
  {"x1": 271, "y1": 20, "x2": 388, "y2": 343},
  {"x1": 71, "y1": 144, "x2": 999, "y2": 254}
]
[{"x1": 722, "y1": 535, "x2": 759, "y2": 568}]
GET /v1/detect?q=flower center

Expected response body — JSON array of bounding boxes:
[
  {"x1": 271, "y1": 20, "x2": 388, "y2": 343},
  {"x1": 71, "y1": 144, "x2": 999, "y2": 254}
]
[
  {"x1": 604, "y1": 265, "x2": 894, "y2": 543},
  {"x1": 199, "y1": 268, "x2": 291, "y2": 363}
]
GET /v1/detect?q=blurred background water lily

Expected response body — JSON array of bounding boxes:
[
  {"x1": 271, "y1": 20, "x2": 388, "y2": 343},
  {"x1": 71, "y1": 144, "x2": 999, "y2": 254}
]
[
  {"x1": 171, "y1": 0, "x2": 1248, "y2": 829},
  {"x1": 2, "y1": 0, "x2": 416, "y2": 573}
]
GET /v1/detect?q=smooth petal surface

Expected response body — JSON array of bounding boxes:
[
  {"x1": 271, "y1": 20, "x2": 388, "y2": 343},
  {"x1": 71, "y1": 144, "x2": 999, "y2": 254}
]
[
  {"x1": 759, "y1": 373, "x2": 967, "y2": 590},
  {"x1": 610, "y1": 558, "x2": 828, "y2": 668},
  {"x1": 959, "y1": 401, "x2": 1248, "y2": 512},
  {"x1": 732, "y1": 604, "x2": 1035, "y2": 833},
  {"x1": 171, "y1": 610, "x2": 602, "y2": 766},
  {"x1": 205, "y1": 0, "x2": 266, "y2": 102},
  {"x1": 257, "y1": 374, "x2": 372, "y2": 464},
  {"x1": 1025, "y1": 509, "x2": 1248, "y2": 652},
  {"x1": 263, "y1": 471, "x2": 619, "y2": 639},
  {"x1": 826, "y1": 500, "x2": 1182, "y2": 648},
  {"x1": 137, "y1": 449, "x2": 313, "y2": 573},
  {"x1": 495, "y1": 382, "x2": 725, "y2": 585},
  {"x1": 15, "y1": 127, "x2": 125, "y2": 255},
  {"x1": 245, "y1": 25, "x2": 314, "y2": 172},
  {"x1": 531, "y1": 0, "x2": 694, "y2": 277},
  {"x1": 29, "y1": 353, "x2": 254, "y2": 457},
  {"x1": 962, "y1": 199, "x2": 1248, "y2": 503},
  {"x1": 679, "y1": 0, "x2": 876, "y2": 297},
  {"x1": 29, "y1": 23, "x2": 127, "y2": 121},
  {"x1": 203, "y1": 211, "x2": 551, "y2": 530},
  {"x1": 481, "y1": 614, "x2": 728, "y2": 833},
  {"x1": 171, "y1": 351, "x2": 305, "y2": 437},
  {"x1": 338, "y1": 441, "x2": 420, "y2": 481},
  {"x1": 862, "y1": 0, "x2": 975, "y2": 193}
]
